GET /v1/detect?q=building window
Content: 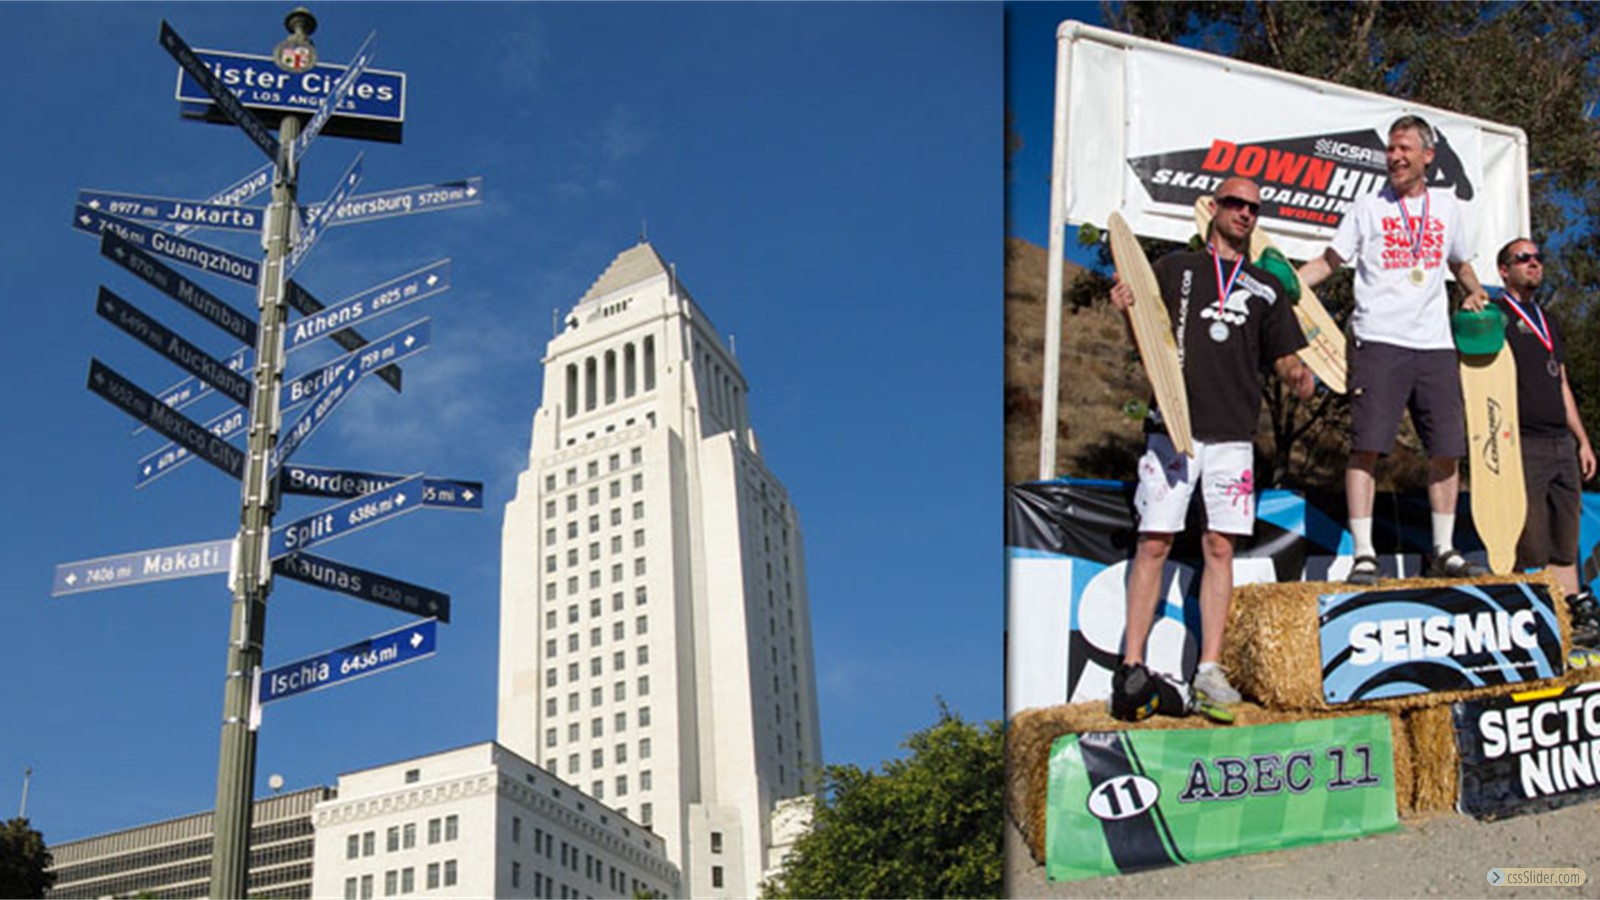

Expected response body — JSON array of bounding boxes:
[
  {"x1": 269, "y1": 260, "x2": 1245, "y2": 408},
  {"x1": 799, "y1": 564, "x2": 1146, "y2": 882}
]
[
  {"x1": 591, "y1": 686, "x2": 604, "y2": 707},
  {"x1": 631, "y1": 447, "x2": 642, "y2": 465},
  {"x1": 613, "y1": 621, "x2": 625, "y2": 641},
  {"x1": 632, "y1": 474, "x2": 644, "y2": 493},
  {"x1": 545, "y1": 499, "x2": 556, "y2": 517},
  {"x1": 614, "y1": 680, "x2": 627, "y2": 701},
  {"x1": 363, "y1": 831, "x2": 376, "y2": 857},
  {"x1": 634, "y1": 529, "x2": 646, "y2": 548},
  {"x1": 589, "y1": 570, "x2": 602, "y2": 588},
  {"x1": 360, "y1": 874, "x2": 374, "y2": 899},
  {"x1": 636, "y1": 586, "x2": 648, "y2": 605},
  {"x1": 345, "y1": 876, "x2": 358, "y2": 899},
  {"x1": 639, "y1": 706, "x2": 652, "y2": 726},
  {"x1": 593, "y1": 779, "x2": 605, "y2": 799},
  {"x1": 616, "y1": 775, "x2": 628, "y2": 796},
  {"x1": 566, "y1": 494, "x2": 578, "y2": 513},
  {"x1": 403, "y1": 822, "x2": 416, "y2": 849},
  {"x1": 712, "y1": 866, "x2": 724, "y2": 889},
  {"x1": 513, "y1": 816, "x2": 522, "y2": 843},
  {"x1": 592, "y1": 717, "x2": 604, "y2": 737},
  {"x1": 384, "y1": 869, "x2": 397, "y2": 897},
  {"x1": 615, "y1": 742, "x2": 628, "y2": 764},
  {"x1": 641, "y1": 802, "x2": 653, "y2": 826},
  {"x1": 640, "y1": 737, "x2": 652, "y2": 759},
  {"x1": 588, "y1": 487, "x2": 600, "y2": 506},
  {"x1": 427, "y1": 863, "x2": 439, "y2": 890},
  {"x1": 445, "y1": 814, "x2": 459, "y2": 841},
  {"x1": 615, "y1": 710, "x2": 627, "y2": 731},
  {"x1": 402, "y1": 868, "x2": 414, "y2": 894},
  {"x1": 592, "y1": 747, "x2": 604, "y2": 768},
  {"x1": 568, "y1": 723, "x2": 580, "y2": 741},
  {"x1": 545, "y1": 527, "x2": 556, "y2": 546},
  {"x1": 590, "y1": 657, "x2": 603, "y2": 676},
  {"x1": 427, "y1": 819, "x2": 440, "y2": 844},
  {"x1": 568, "y1": 662, "x2": 579, "y2": 682},
  {"x1": 637, "y1": 645, "x2": 649, "y2": 665},
  {"x1": 546, "y1": 728, "x2": 557, "y2": 748},
  {"x1": 347, "y1": 833, "x2": 360, "y2": 859},
  {"x1": 568, "y1": 753, "x2": 579, "y2": 773},
  {"x1": 609, "y1": 453, "x2": 620, "y2": 472},
  {"x1": 444, "y1": 860, "x2": 458, "y2": 887},
  {"x1": 546, "y1": 638, "x2": 558, "y2": 657},
  {"x1": 711, "y1": 831, "x2": 723, "y2": 853},
  {"x1": 611, "y1": 535, "x2": 623, "y2": 554},
  {"x1": 611, "y1": 508, "x2": 623, "y2": 526},
  {"x1": 568, "y1": 692, "x2": 580, "y2": 712},
  {"x1": 512, "y1": 861, "x2": 522, "y2": 889},
  {"x1": 641, "y1": 770, "x2": 653, "y2": 791},
  {"x1": 545, "y1": 555, "x2": 557, "y2": 573},
  {"x1": 613, "y1": 650, "x2": 625, "y2": 671},
  {"x1": 545, "y1": 473, "x2": 557, "y2": 491},
  {"x1": 638, "y1": 675, "x2": 650, "y2": 696},
  {"x1": 636, "y1": 615, "x2": 648, "y2": 635}
]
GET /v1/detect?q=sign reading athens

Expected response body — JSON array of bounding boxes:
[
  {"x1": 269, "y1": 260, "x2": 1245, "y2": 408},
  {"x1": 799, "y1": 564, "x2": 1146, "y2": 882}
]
[{"x1": 175, "y1": 47, "x2": 405, "y2": 143}]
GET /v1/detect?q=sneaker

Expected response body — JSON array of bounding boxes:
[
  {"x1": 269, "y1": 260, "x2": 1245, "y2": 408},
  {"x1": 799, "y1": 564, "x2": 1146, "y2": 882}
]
[
  {"x1": 1424, "y1": 548, "x2": 1488, "y2": 578},
  {"x1": 1192, "y1": 664, "x2": 1242, "y2": 705},
  {"x1": 1348, "y1": 555, "x2": 1380, "y2": 586},
  {"x1": 1571, "y1": 590, "x2": 1600, "y2": 648},
  {"x1": 1108, "y1": 662, "x2": 1159, "y2": 722}
]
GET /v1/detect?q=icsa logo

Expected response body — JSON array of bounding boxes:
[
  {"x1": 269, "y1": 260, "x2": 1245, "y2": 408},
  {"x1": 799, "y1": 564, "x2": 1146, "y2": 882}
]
[{"x1": 1086, "y1": 774, "x2": 1160, "y2": 821}]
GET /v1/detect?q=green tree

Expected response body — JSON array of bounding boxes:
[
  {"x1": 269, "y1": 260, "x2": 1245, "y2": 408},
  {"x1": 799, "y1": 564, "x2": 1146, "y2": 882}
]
[
  {"x1": 761, "y1": 705, "x2": 1002, "y2": 900},
  {"x1": 1083, "y1": 1, "x2": 1600, "y2": 486},
  {"x1": 0, "y1": 817, "x2": 55, "y2": 899}
]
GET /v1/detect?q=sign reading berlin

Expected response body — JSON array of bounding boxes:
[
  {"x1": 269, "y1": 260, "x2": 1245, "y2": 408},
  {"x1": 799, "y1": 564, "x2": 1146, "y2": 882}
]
[{"x1": 175, "y1": 46, "x2": 405, "y2": 144}]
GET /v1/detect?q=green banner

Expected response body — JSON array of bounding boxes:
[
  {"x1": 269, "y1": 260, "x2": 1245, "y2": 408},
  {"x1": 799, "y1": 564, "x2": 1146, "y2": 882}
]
[{"x1": 1047, "y1": 715, "x2": 1399, "y2": 881}]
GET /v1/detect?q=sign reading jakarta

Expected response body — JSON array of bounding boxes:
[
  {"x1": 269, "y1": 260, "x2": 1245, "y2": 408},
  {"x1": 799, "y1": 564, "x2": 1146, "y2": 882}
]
[{"x1": 175, "y1": 47, "x2": 405, "y2": 143}]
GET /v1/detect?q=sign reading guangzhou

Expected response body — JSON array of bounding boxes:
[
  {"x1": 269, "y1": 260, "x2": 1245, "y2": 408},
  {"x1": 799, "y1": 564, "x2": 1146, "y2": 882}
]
[
  {"x1": 175, "y1": 47, "x2": 405, "y2": 144},
  {"x1": 1045, "y1": 715, "x2": 1398, "y2": 881},
  {"x1": 1317, "y1": 582, "x2": 1564, "y2": 703},
  {"x1": 1454, "y1": 682, "x2": 1600, "y2": 820},
  {"x1": 1126, "y1": 128, "x2": 1476, "y2": 230}
]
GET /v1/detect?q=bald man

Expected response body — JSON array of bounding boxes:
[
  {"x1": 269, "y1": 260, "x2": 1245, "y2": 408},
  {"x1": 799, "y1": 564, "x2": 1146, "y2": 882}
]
[{"x1": 1108, "y1": 176, "x2": 1314, "y2": 718}]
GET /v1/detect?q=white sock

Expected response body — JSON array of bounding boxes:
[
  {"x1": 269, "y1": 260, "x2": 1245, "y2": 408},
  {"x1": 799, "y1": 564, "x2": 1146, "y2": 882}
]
[
  {"x1": 1432, "y1": 513, "x2": 1455, "y2": 555},
  {"x1": 1350, "y1": 517, "x2": 1374, "y2": 558},
  {"x1": 1197, "y1": 661, "x2": 1218, "y2": 674}
]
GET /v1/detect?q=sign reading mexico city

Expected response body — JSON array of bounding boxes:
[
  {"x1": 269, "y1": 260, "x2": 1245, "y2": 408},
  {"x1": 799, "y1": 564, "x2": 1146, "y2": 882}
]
[{"x1": 175, "y1": 47, "x2": 405, "y2": 143}]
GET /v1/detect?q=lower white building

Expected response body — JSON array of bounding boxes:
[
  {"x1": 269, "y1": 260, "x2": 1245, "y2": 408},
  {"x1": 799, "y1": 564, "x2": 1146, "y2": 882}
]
[{"x1": 310, "y1": 742, "x2": 680, "y2": 899}]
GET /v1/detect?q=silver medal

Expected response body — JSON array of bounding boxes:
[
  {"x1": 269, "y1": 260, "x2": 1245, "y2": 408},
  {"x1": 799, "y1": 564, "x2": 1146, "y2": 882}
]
[
  {"x1": 1409, "y1": 267, "x2": 1425, "y2": 286},
  {"x1": 1209, "y1": 321, "x2": 1229, "y2": 342},
  {"x1": 1547, "y1": 358, "x2": 1561, "y2": 378}
]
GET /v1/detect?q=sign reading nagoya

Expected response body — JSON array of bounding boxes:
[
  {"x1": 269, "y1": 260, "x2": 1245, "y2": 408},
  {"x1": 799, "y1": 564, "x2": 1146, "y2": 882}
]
[
  {"x1": 53, "y1": 538, "x2": 234, "y2": 596},
  {"x1": 258, "y1": 619, "x2": 436, "y2": 705},
  {"x1": 175, "y1": 45, "x2": 405, "y2": 144},
  {"x1": 1453, "y1": 682, "x2": 1600, "y2": 820},
  {"x1": 1317, "y1": 582, "x2": 1563, "y2": 703},
  {"x1": 1045, "y1": 715, "x2": 1397, "y2": 881}
]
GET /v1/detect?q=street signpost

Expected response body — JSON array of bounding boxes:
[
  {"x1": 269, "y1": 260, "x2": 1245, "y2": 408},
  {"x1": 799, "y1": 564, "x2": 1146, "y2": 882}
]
[
  {"x1": 273, "y1": 318, "x2": 431, "y2": 467},
  {"x1": 160, "y1": 20, "x2": 281, "y2": 163},
  {"x1": 285, "y1": 278, "x2": 403, "y2": 392},
  {"x1": 274, "y1": 551, "x2": 451, "y2": 621},
  {"x1": 287, "y1": 153, "x2": 363, "y2": 273},
  {"x1": 136, "y1": 405, "x2": 248, "y2": 488},
  {"x1": 132, "y1": 346, "x2": 250, "y2": 439},
  {"x1": 293, "y1": 30, "x2": 377, "y2": 162},
  {"x1": 87, "y1": 358, "x2": 245, "y2": 479},
  {"x1": 285, "y1": 259, "x2": 450, "y2": 353},
  {"x1": 101, "y1": 231, "x2": 258, "y2": 346},
  {"x1": 77, "y1": 189, "x2": 264, "y2": 232},
  {"x1": 315, "y1": 177, "x2": 483, "y2": 227},
  {"x1": 256, "y1": 619, "x2": 436, "y2": 706},
  {"x1": 279, "y1": 463, "x2": 483, "y2": 510},
  {"x1": 96, "y1": 287, "x2": 253, "y2": 407},
  {"x1": 75, "y1": 206, "x2": 260, "y2": 286},
  {"x1": 267, "y1": 474, "x2": 425, "y2": 559},
  {"x1": 175, "y1": 48, "x2": 405, "y2": 145},
  {"x1": 53, "y1": 538, "x2": 235, "y2": 596}
]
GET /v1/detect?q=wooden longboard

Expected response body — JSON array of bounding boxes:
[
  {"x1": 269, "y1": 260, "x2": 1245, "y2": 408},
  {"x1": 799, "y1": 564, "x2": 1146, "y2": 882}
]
[
  {"x1": 1194, "y1": 197, "x2": 1348, "y2": 394},
  {"x1": 1108, "y1": 212, "x2": 1193, "y2": 457},
  {"x1": 1460, "y1": 346, "x2": 1526, "y2": 575}
]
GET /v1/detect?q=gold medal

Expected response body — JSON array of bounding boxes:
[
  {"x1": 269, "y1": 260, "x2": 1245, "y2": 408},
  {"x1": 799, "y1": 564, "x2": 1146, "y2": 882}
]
[{"x1": 1409, "y1": 267, "x2": 1425, "y2": 286}]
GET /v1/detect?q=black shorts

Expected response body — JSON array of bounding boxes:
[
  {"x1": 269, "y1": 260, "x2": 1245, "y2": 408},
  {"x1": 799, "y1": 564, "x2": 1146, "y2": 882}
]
[
  {"x1": 1348, "y1": 340, "x2": 1466, "y2": 457},
  {"x1": 1516, "y1": 433, "x2": 1582, "y2": 569}
]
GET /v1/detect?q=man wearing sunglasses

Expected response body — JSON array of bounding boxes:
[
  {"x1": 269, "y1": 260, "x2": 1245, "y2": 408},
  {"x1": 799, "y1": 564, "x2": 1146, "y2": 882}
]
[
  {"x1": 1297, "y1": 115, "x2": 1491, "y2": 585},
  {"x1": 1493, "y1": 238, "x2": 1599, "y2": 647},
  {"x1": 1107, "y1": 176, "x2": 1314, "y2": 717}
]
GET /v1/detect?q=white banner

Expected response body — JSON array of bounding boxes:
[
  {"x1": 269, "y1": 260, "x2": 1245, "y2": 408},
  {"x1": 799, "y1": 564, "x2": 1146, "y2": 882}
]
[{"x1": 1053, "y1": 20, "x2": 1529, "y2": 274}]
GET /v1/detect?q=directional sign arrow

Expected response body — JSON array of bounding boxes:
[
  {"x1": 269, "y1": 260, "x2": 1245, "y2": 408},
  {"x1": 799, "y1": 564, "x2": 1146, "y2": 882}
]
[
  {"x1": 268, "y1": 475, "x2": 425, "y2": 559},
  {"x1": 160, "y1": 20, "x2": 281, "y2": 163},
  {"x1": 101, "y1": 231, "x2": 257, "y2": 346},
  {"x1": 294, "y1": 30, "x2": 378, "y2": 162},
  {"x1": 136, "y1": 405, "x2": 247, "y2": 489},
  {"x1": 88, "y1": 359, "x2": 244, "y2": 480},
  {"x1": 131, "y1": 345, "x2": 252, "y2": 439},
  {"x1": 288, "y1": 153, "x2": 364, "y2": 274},
  {"x1": 313, "y1": 178, "x2": 484, "y2": 228},
  {"x1": 285, "y1": 259, "x2": 450, "y2": 354},
  {"x1": 170, "y1": 163, "x2": 275, "y2": 239},
  {"x1": 95, "y1": 287, "x2": 252, "y2": 407},
  {"x1": 286, "y1": 279, "x2": 402, "y2": 393},
  {"x1": 75, "y1": 206, "x2": 259, "y2": 287},
  {"x1": 78, "y1": 189, "x2": 264, "y2": 232},
  {"x1": 258, "y1": 619, "x2": 437, "y2": 706},
  {"x1": 53, "y1": 537, "x2": 235, "y2": 597},
  {"x1": 274, "y1": 551, "x2": 451, "y2": 622},
  {"x1": 279, "y1": 463, "x2": 483, "y2": 511}
]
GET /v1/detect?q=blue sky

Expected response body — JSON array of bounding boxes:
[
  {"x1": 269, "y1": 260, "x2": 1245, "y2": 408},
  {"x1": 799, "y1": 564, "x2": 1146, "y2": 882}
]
[{"x1": 0, "y1": 2, "x2": 1000, "y2": 842}]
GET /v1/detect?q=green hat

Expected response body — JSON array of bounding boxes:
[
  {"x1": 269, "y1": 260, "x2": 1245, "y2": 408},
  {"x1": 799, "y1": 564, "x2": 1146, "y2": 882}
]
[
  {"x1": 1452, "y1": 306, "x2": 1506, "y2": 356},
  {"x1": 1255, "y1": 246, "x2": 1301, "y2": 304}
]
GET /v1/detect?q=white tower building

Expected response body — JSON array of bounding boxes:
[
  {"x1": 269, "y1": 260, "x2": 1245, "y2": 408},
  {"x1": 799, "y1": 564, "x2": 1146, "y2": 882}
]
[{"x1": 498, "y1": 242, "x2": 823, "y2": 897}]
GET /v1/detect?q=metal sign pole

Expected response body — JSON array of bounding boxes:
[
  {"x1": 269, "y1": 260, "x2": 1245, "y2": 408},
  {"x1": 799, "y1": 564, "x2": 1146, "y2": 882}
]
[{"x1": 210, "y1": 109, "x2": 299, "y2": 900}]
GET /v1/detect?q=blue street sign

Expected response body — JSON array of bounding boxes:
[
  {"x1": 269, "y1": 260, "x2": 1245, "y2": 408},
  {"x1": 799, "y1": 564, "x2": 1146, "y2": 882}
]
[
  {"x1": 286, "y1": 279, "x2": 402, "y2": 393},
  {"x1": 160, "y1": 21, "x2": 280, "y2": 162},
  {"x1": 314, "y1": 178, "x2": 483, "y2": 228},
  {"x1": 268, "y1": 474, "x2": 424, "y2": 559},
  {"x1": 258, "y1": 619, "x2": 436, "y2": 706},
  {"x1": 288, "y1": 154, "x2": 364, "y2": 273},
  {"x1": 87, "y1": 358, "x2": 244, "y2": 479},
  {"x1": 74, "y1": 206, "x2": 259, "y2": 286},
  {"x1": 136, "y1": 404, "x2": 247, "y2": 489},
  {"x1": 280, "y1": 464, "x2": 483, "y2": 511},
  {"x1": 78, "y1": 189, "x2": 263, "y2": 232},
  {"x1": 101, "y1": 231, "x2": 257, "y2": 346},
  {"x1": 168, "y1": 163, "x2": 274, "y2": 238},
  {"x1": 96, "y1": 287, "x2": 252, "y2": 407},
  {"x1": 132, "y1": 346, "x2": 251, "y2": 438},
  {"x1": 274, "y1": 318, "x2": 431, "y2": 468},
  {"x1": 274, "y1": 551, "x2": 451, "y2": 622},
  {"x1": 285, "y1": 260, "x2": 450, "y2": 353},
  {"x1": 294, "y1": 31, "x2": 378, "y2": 161},
  {"x1": 175, "y1": 48, "x2": 405, "y2": 145},
  {"x1": 53, "y1": 537, "x2": 234, "y2": 597}
]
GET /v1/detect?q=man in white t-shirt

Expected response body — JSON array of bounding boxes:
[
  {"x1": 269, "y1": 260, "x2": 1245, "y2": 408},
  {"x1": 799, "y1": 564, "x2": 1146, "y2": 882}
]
[{"x1": 1298, "y1": 115, "x2": 1490, "y2": 584}]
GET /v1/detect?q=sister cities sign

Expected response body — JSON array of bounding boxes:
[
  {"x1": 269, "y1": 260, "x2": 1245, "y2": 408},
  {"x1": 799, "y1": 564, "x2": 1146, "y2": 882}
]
[{"x1": 1051, "y1": 20, "x2": 1528, "y2": 266}]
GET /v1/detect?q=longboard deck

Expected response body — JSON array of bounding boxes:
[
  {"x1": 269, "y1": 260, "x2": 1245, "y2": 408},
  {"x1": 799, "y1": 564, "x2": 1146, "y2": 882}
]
[
  {"x1": 1108, "y1": 212, "x2": 1193, "y2": 457},
  {"x1": 1460, "y1": 347, "x2": 1526, "y2": 574},
  {"x1": 1194, "y1": 197, "x2": 1348, "y2": 394}
]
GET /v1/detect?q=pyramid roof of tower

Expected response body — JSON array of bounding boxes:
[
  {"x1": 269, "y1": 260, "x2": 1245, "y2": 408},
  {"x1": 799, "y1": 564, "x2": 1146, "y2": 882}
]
[{"x1": 577, "y1": 241, "x2": 671, "y2": 305}]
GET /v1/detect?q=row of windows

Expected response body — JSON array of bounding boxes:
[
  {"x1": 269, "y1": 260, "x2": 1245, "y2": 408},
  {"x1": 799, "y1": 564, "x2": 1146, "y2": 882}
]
[
  {"x1": 546, "y1": 525, "x2": 648, "y2": 554},
  {"x1": 564, "y1": 338, "x2": 656, "y2": 418},
  {"x1": 49, "y1": 848, "x2": 311, "y2": 898},
  {"x1": 544, "y1": 646, "x2": 651, "y2": 687},
  {"x1": 543, "y1": 476, "x2": 646, "y2": 521},
  {"x1": 587, "y1": 770, "x2": 652, "y2": 801},
  {"x1": 543, "y1": 706, "x2": 653, "y2": 746},
  {"x1": 544, "y1": 675, "x2": 651, "y2": 716},
  {"x1": 344, "y1": 817, "x2": 457, "y2": 860},
  {"x1": 545, "y1": 449, "x2": 644, "y2": 492},
  {"x1": 51, "y1": 819, "x2": 312, "y2": 885},
  {"x1": 341, "y1": 859, "x2": 456, "y2": 899},
  {"x1": 547, "y1": 737, "x2": 653, "y2": 779},
  {"x1": 544, "y1": 616, "x2": 650, "y2": 656},
  {"x1": 544, "y1": 543, "x2": 647, "y2": 573}
]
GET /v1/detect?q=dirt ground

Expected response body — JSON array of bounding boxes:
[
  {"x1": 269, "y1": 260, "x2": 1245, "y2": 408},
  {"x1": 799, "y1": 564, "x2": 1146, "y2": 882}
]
[{"x1": 1006, "y1": 801, "x2": 1600, "y2": 899}]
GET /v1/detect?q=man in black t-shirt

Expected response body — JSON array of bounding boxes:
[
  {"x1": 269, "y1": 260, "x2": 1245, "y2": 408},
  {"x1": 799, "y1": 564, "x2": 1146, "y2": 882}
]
[
  {"x1": 1493, "y1": 238, "x2": 1598, "y2": 646},
  {"x1": 1107, "y1": 176, "x2": 1313, "y2": 717}
]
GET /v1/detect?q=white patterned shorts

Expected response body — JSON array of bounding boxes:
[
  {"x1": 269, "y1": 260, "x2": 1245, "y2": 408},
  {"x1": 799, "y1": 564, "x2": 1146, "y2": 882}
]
[{"x1": 1133, "y1": 434, "x2": 1256, "y2": 536}]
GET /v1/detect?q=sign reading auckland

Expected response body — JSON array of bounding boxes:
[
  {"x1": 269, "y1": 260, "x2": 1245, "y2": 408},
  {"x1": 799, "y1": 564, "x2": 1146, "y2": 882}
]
[
  {"x1": 175, "y1": 46, "x2": 405, "y2": 144},
  {"x1": 258, "y1": 619, "x2": 436, "y2": 705}
]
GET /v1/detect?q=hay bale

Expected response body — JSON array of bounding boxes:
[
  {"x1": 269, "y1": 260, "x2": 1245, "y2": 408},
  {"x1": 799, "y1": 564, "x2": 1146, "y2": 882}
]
[
  {"x1": 1221, "y1": 572, "x2": 1570, "y2": 712},
  {"x1": 1006, "y1": 702, "x2": 1408, "y2": 865},
  {"x1": 1405, "y1": 705, "x2": 1460, "y2": 814}
]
